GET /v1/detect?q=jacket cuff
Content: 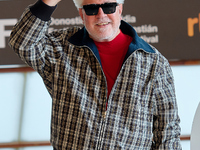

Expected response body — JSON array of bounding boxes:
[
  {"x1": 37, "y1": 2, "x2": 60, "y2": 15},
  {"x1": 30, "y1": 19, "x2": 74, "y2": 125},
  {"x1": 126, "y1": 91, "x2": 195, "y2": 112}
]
[{"x1": 30, "y1": 0, "x2": 57, "y2": 21}]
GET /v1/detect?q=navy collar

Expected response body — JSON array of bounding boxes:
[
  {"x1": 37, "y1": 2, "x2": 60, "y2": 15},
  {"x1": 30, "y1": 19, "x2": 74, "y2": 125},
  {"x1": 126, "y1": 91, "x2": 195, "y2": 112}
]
[
  {"x1": 120, "y1": 20, "x2": 155, "y2": 53},
  {"x1": 68, "y1": 20, "x2": 155, "y2": 64}
]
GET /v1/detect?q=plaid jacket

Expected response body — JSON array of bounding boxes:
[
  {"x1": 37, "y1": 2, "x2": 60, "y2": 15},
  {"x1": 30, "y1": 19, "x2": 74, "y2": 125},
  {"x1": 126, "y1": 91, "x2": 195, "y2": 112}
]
[{"x1": 9, "y1": 8, "x2": 182, "y2": 150}]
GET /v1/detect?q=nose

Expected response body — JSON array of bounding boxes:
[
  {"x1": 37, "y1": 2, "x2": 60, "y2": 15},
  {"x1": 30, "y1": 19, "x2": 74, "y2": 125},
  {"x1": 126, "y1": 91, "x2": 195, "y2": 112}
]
[{"x1": 96, "y1": 7, "x2": 106, "y2": 17}]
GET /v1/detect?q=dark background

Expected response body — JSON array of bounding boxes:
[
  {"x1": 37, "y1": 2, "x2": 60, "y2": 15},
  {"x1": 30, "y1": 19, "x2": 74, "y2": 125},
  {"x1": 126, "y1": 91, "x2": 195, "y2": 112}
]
[{"x1": 0, "y1": 0, "x2": 199, "y2": 66}]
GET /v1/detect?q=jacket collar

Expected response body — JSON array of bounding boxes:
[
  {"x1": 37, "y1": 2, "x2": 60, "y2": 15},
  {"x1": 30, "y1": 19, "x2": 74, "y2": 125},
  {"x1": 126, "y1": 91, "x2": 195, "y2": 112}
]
[
  {"x1": 120, "y1": 20, "x2": 155, "y2": 53},
  {"x1": 68, "y1": 20, "x2": 155, "y2": 63}
]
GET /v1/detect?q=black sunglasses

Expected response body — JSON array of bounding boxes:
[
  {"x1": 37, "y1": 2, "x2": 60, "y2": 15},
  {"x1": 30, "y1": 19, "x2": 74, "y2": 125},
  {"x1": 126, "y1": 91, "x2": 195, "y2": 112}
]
[{"x1": 82, "y1": 2, "x2": 119, "y2": 16}]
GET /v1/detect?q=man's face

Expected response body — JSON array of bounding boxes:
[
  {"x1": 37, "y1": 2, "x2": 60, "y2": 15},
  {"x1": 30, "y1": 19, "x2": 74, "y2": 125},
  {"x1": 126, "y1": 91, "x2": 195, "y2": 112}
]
[{"x1": 79, "y1": 0, "x2": 123, "y2": 42}]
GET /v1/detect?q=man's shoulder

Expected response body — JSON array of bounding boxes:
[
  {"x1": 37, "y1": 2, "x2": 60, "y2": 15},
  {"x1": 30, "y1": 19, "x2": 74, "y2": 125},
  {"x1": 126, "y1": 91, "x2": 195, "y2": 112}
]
[
  {"x1": 144, "y1": 44, "x2": 170, "y2": 68},
  {"x1": 63, "y1": 26, "x2": 83, "y2": 34},
  {"x1": 48, "y1": 26, "x2": 83, "y2": 41}
]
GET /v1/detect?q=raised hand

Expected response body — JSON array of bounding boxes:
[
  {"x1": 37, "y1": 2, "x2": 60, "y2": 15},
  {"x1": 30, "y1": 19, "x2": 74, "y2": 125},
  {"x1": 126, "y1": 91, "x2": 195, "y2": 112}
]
[{"x1": 42, "y1": 0, "x2": 61, "y2": 6}]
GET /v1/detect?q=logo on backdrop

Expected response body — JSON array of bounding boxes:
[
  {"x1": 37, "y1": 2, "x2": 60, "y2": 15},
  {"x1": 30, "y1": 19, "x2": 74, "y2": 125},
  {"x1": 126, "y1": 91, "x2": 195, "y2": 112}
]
[
  {"x1": 0, "y1": 14, "x2": 159, "y2": 50},
  {"x1": 0, "y1": 19, "x2": 17, "y2": 49},
  {"x1": 134, "y1": 24, "x2": 159, "y2": 44},
  {"x1": 187, "y1": 13, "x2": 200, "y2": 37}
]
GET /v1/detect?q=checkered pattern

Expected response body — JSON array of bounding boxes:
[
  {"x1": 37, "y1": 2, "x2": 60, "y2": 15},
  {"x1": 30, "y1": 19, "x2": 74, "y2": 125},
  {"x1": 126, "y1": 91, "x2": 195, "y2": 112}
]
[{"x1": 9, "y1": 8, "x2": 182, "y2": 150}]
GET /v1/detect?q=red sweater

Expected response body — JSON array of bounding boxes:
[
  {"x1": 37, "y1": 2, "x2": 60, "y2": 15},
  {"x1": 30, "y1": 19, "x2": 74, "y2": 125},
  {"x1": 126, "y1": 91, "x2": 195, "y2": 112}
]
[{"x1": 94, "y1": 31, "x2": 132, "y2": 98}]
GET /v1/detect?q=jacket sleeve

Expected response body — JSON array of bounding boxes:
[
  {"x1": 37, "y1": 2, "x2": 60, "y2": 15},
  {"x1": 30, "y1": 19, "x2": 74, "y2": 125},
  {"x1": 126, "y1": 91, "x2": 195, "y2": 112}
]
[
  {"x1": 9, "y1": 0, "x2": 60, "y2": 70},
  {"x1": 9, "y1": 1, "x2": 64, "y2": 96},
  {"x1": 152, "y1": 58, "x2": 182, "y2": 150},
  {"x1": 9, "y1": 0, "x2": 71, "y2": 73}
]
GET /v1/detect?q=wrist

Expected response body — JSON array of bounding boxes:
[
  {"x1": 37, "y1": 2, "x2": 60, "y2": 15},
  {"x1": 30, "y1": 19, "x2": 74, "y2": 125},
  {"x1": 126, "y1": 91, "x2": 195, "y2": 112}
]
[{"x1": 30, "y1": 0, "x2": 57, "y2": 21}]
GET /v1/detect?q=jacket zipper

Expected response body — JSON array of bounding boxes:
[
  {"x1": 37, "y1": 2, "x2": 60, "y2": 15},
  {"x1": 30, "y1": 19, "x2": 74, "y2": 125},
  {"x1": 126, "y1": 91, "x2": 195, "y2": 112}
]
[
  {"x1": 108, "y1": 48, "x2": 152, "y2": 100},
  {"x1": 81, "y1": 45, "x2": 108, "y2": 150},
  {"x1": 80, "y1": 46, "x2": 151, "y2": 149}
]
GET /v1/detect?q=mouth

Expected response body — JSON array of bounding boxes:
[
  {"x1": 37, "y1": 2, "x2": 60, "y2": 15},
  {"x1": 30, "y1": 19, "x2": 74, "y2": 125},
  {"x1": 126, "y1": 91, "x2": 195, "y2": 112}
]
[{"x1": 96, "y1": 22, "x2": 110, "y2": 26}]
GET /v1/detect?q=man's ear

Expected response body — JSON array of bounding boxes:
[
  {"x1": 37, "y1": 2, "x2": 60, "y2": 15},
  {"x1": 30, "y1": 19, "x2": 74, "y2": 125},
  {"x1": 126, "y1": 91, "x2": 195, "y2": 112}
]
[{"x1": 118, "y1": 4, "x2": 123, "y2": 15}]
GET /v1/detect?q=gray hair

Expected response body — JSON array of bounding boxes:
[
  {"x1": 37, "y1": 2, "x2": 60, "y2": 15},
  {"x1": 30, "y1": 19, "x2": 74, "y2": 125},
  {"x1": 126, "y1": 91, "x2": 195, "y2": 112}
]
[{"x1": 73, "y1": 0, "x2": 125, "y2": 8}]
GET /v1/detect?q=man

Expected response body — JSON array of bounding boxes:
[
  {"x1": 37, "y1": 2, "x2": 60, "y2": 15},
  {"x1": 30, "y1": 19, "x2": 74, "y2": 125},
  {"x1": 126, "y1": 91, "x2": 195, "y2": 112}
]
[{"x1": 9, "y1": 0, "x2": 182, "y2": 149}]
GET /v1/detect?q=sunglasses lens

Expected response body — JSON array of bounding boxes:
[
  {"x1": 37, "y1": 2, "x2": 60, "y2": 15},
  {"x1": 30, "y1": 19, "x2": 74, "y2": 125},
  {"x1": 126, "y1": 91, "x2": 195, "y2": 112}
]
[
  {"x1": 83, "y1": 4, "x2": 99, "y2": 16},
  {"x1": 83, "y1": 3, "x2": 118, "y2": 16},
  {"x1": 102, "y1": 3, "x2": 117, "y2": 14}
]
